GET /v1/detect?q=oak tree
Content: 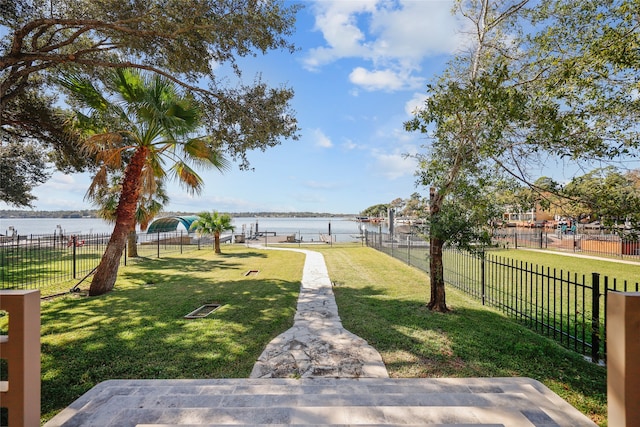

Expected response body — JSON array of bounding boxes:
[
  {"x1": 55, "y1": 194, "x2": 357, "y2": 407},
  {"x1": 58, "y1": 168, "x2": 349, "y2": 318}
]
[{"x1": 1, "y1": 0, "x2": 300, "y2": 203}]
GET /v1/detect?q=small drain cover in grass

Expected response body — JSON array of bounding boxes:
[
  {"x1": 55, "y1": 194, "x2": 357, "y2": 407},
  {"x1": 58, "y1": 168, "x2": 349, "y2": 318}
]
[
  {"x1": 245, "y1": 270, "x2": 259, "y2": 276},
  {"x1": 184, "y1": 304, "x2": 221, "y2": 319}
]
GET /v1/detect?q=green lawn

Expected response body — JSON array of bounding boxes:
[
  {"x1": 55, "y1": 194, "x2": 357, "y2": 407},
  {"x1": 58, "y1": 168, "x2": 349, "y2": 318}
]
[
  {"x1": 310, "y1": 244, "x2": 607, "y2": 426},
  {"x1": 32, "y1": 246, "x2": 304, "y2": 423},
  {"x1": 491, "y1": 248, "x2": 640, "y2": 290},
  {"x1": 2, "y1": 244, "x2": 608, "y2": 426}
]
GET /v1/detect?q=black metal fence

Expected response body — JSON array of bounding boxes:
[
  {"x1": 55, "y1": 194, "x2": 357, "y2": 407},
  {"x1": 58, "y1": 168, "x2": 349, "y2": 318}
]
[
  {"x1": 365, "y1": 230, "x2": 640, "y2": 363},
  {"x1": 493, "y1": 228, "x2": 640, "y2": 259},
  {"x1": 0, "y1": 231, "x2": 201, "y2": 295}
]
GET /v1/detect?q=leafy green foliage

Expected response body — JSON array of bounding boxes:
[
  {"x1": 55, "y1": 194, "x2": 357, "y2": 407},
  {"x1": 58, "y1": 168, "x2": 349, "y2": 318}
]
[
  {"x1": 61, "y1": 68, "x2": 232, "y2": 295},
  {"x1": 404, "y1": 0, "x2": 640, "y2": 311},
  {"x1": 190, "y1": 211, "x2": 235, "y2": 253},
  {"x1": 563, "y1": 167, "x2": 640, "y2": 234},
  {"x1": 360, "y1": 203, "x2": 389, "y2": 218},
  {"x1": 0, "y1": 140, "x2": 50, "y2": 207},
  {"x1": 1, "y1": 0, "x2": 300, "y2": 203},
  {"x1": 526, "y1": 0, "x2": 640, "y2": 156}
]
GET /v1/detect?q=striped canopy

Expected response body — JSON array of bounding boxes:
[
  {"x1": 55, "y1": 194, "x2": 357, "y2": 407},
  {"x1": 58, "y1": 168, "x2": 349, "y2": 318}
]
[{"x1": 146, "y1": 216, "x2": 199, "y2": 233}]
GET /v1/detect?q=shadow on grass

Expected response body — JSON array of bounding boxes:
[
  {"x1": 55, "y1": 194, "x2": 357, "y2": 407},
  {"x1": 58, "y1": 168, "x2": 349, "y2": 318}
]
[
  {"x1": 38, "y1": 250, "x2": 298, "y2": 422},
  {"x1": 333, "y1": 284, "x2": 606, "y2": 423}
]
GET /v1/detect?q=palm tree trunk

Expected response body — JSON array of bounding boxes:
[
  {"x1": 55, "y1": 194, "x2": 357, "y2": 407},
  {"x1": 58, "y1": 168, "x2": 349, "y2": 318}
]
[
  {"x1": 90, "y1": 148, "x2": 147, "y2": 296},
  {"x1": 127, "y1": 229, "x2": 139, "y2": 258},
  {"x1": 214, "y1": 231, "x2": 221, "y2": 254}
]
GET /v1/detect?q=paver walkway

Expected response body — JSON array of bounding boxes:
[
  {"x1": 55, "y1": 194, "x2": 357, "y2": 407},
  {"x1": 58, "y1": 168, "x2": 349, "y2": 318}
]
[
  {"x1": 249, "y1": 247, "x2": 388, "y2": 378},
  {"x1": 43, "y1": 246, "x2": 599, "y2": 427}
]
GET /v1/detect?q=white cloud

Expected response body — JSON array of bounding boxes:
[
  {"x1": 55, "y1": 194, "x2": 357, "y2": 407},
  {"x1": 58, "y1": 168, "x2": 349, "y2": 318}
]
[
  {"x1": 41, "y1": 172, "x2": 88, "y2": 191},
  {"x1": 367, "y1": 1, "x2": 464, "y2": 60},
  {"x1": 304, "y1": 0, "x2": 467, "y2": 91},
  {"x1": 405, "y1": 92, "x2": 428, "y2": 116},
  {"x1": 312, "y1": 128, "x2": 333, "y2": 148},
  {"x1": 304, "y1": 1, "x2": 378, "y2": 70},
  {"x1": 371, "y1": 151, "x2": 418, "y2": 180},
  {"x1": 342, "y1": 138, "x2": 360, "y2": 150},
  {"x1": 349, "y1": 67, "x2": 424, "y2": 92}
]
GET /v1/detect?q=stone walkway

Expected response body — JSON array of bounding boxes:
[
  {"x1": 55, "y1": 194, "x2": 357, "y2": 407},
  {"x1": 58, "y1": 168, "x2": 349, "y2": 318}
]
[
  {"x1": 249, "y1": 247, "x2": 388, "y2": 379},
  {"x1": 43, "y1": 246, "x2": 599, "y2": 427}
]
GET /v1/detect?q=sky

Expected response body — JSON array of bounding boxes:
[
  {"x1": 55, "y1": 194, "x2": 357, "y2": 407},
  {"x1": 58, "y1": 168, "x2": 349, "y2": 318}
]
[{"x1": 1, "y1": 0, "x2": 616, "y2": 215}]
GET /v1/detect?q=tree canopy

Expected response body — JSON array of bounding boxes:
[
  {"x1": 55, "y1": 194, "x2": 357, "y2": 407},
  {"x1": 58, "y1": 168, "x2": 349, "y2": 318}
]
[
  {"x1": 62, "y1": 67, "x2": 231, "y2": 296},
  {"x1": 1, "y1": 0, "x2": 301, "y2": 206},
  {"x1": 190, "y1": 210, "x2": 235, "y2": 254},
  {"x1": 405, "y1": 0, "x2": 640, "y2": 311},
  {"x1": 0, "y1": 139, "x2": 50, "y2": 207}
]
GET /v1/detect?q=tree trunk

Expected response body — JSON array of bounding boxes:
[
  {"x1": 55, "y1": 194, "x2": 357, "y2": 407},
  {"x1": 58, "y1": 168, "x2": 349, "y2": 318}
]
[
  {"x1": 89, "y1": 148, "x2": 147, "y2": 296},
  {"x1": 214, "y1": 231, "x2": 221, "y2": 254},
  {"x1": 127, "y1": 229, "x2": 138, "y2": 258},
  {"x1": 428, "y1": 234, "x2": 448, "y2": 312},
  {"x1": 428, "y1": 187, "x2": 449, "y2": 312}
]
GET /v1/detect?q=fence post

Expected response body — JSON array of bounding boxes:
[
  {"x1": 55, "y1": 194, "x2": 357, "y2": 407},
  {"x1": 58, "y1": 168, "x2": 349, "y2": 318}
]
[
  {"x1": 72, "y1": 236, "x2": 77, "y2": 279},
  {"x1": 391, "y1": 236, "x2": 394, "y2": 257},
  {"x1": 539, "y1": 230, "x2": 543, "y2": 249},
  {"x1": 607, "y1": 292, "x2": 640, "y2": 425},
  {"x1": 481, "y1": 251, "x2": 486, "y2": 305},
  {"x1": 180, "y1": 231, "x2": 183, "y2": 254},
  {"x1": 0, "y1": 290, "x2": 41, "y2": 427},
  {"x1": 591, "y1": 272, "x2": 601, "y2": 363},
  {"x1": 124, "y1": 241, "x2": 127, "y2": 266},
  {"x1": 514, "y1": 232, "x2": 518, "y2": 249},
  {"x1": 157, "y1": 231, "x2": 160, "y2": 258}
]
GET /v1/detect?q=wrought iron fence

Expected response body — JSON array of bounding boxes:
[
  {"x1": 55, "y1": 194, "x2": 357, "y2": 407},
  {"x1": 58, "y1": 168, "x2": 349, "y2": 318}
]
[
  {"x1": 365, "y1": 230, "x2": 640, "y2": 363},
  {"x1": 493, "y1": 228, "x2": 640, "y2": 259},
  {"x1": 0, "y1": 231, "x2": 201, "y2": 295}
]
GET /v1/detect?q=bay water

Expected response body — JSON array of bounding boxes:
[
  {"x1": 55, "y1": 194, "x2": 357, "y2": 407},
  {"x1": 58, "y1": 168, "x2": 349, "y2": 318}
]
[{"x1": 0, "y1": 216, "x2": 386, "y2": 240}]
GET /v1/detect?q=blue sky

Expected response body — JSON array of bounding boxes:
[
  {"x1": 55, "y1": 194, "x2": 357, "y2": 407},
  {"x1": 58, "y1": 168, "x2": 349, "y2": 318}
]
[{"x1": 1, "y1": 0, "x2": 611, "y2": 214}]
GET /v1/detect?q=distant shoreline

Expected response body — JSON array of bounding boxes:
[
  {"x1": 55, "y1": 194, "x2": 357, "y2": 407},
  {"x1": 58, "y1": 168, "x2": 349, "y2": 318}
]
[{"x1": 0, "y1": 210, "x2": 356, "y2": 219}]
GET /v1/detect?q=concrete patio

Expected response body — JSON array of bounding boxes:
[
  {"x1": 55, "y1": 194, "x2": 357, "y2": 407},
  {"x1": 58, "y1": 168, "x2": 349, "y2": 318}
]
[
  {"x1": 43, "y1": 246, "x2": 598, "y2": 427},
  {"x1": 42, "y1": 377, "x2": 596, "y2": 426}
]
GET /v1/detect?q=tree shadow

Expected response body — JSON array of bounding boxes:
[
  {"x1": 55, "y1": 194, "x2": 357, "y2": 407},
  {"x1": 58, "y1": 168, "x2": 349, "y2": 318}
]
[
  {"x1": 38, "y1": 249, "x2": 299, "y2": 421},
  {"x1": 333, "y1": 284, "x2": 606, "y2": 414}
]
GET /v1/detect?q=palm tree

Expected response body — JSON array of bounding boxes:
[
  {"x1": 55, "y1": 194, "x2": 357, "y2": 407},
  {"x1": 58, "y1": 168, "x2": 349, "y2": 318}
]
[
  {"x1": 89, "y1": 172, "x2": 169, "y2": 258},
  {"x1": 61, "y1": 68, "x2": 229, "y2": 296},
  {"x1": 190, "y1": 211, "x2": 235, "y2": 254}
]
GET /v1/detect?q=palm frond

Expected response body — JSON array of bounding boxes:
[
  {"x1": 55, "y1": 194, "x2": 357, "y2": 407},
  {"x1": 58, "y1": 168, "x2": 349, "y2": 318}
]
[
  {"x1": 170, "y1": 161, "x2": 205, "y2": 195},
  {"x1": 58, "y1": 73, "x2": 110, "y2": 112},
  {"x1": 85, "y1": 166, "x2": 110, "y2": 201},
  {"x1": 183, "y1": 137, "x2": 231, "y2": 172},
  {"x1": 112, "y1": 68, "x2": 146, "y2": 104},
  {"x1": 95, "y1": 146, "x2": 125, "y2": 170}
]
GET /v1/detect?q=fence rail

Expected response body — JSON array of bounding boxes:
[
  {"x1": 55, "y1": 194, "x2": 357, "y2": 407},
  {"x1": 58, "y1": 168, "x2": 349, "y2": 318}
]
[
  {"x1": 365, "y1": 230, "x2": 640, "y2": 363},
  {"x1": 0, "y1": 231, "x2": 200, "y2": 295},
  {"x1": 493, "y1": 228, "x2": 640, "y2": 259},
  {"x1": 0, "y1": 229, "x2": 365, "y2": 297}
]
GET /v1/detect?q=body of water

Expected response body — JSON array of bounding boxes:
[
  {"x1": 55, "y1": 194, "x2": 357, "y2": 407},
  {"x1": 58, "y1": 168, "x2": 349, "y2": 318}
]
[
  {"x1": 0, "y1": 216, "x2": 387, "y2": 239},
  {"x1": 0, "y1": 217, "x2": 115, "y2": 236}
]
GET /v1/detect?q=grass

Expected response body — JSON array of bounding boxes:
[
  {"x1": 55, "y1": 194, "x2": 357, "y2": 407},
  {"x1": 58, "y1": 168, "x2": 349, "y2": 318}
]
[
  {"x1": 309, "y1": 244, "x2": 607, "y2": 426},
  {"x1": 29, "y1": 246, "x2": 305, "y2": 423},
  {"x1": 0, "y1": 239, "x2": 200, "y2": 297},
  {"x1": 491, "y1": 248, "x2": 640, "y2": 289},
  {"x1": 2, "y1": 243, "x2": 608, "y2": 425}
]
